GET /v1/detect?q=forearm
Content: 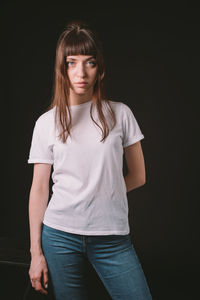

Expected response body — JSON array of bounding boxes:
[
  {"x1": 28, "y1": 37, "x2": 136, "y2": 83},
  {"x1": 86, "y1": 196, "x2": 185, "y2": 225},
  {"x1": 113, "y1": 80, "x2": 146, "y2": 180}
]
[
  {"x1": 29, "y1": 187, "x2": 49, "y2": 256},
  {"x1": 124, "y1": 172, "x2": 146, "y2": 193}
]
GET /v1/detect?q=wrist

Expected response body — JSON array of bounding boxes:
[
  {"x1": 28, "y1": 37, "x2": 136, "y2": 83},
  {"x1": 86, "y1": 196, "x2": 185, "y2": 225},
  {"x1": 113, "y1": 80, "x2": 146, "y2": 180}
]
[{"x1": 30, "y1": 247, "x2": 43, "y2": 257}]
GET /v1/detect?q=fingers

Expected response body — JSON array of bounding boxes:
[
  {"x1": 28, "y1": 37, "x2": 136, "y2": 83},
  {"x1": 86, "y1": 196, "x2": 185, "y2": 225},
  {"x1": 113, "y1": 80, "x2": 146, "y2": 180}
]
[
  {"x1": 29, "y1": 255, "x2": 49, "y2": 295},
  {"x1": 43, "y1": 268, "x2": 49, "y2": 290},
  {"x1": 31, "y1": 278, "x2": 48, "y2": 295}
]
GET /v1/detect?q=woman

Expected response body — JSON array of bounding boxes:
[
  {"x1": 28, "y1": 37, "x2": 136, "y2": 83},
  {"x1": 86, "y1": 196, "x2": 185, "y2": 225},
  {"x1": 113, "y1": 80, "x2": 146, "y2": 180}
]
[{"x1": 27, "y1": 19, "x2": 152, "y2": 300}]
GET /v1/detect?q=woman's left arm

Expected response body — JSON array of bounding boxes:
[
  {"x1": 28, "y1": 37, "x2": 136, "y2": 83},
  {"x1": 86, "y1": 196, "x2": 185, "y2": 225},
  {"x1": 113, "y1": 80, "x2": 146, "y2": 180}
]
[{"x1": 123, "y1": 141, "x2": 146, "y2": 193}]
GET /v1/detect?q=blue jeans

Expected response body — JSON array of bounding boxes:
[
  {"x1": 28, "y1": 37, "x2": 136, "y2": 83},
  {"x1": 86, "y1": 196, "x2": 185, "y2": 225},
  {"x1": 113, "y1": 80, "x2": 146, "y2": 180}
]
[{"x1": 41, "y1": 224, "x2": 152, "y2": 300}]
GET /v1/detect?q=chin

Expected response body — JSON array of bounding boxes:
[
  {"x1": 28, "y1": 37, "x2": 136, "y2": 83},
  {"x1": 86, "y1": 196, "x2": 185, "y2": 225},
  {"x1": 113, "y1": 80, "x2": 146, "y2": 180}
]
[
  {"x1": 75, "y1": 88, "x2": 89, "y2": 94},
  {"x1": 75, "y1": 91, "x2": 87, "y2": 95}
]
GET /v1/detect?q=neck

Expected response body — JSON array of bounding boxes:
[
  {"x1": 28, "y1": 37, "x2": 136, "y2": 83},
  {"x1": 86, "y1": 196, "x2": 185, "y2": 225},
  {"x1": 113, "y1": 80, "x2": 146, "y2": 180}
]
[{"x1": 67, "y1": 88, "x2": 94, "y2": 107}]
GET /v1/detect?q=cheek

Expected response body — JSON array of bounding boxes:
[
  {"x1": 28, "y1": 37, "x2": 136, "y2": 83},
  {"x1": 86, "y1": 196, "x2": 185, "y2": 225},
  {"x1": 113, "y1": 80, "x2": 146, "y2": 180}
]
[
  {"x1": 91, "y1": 69, "x2": 98, "y2": 81},
  {"x1": 67, "y1": 70, "x2": 74, "y2": 81}
]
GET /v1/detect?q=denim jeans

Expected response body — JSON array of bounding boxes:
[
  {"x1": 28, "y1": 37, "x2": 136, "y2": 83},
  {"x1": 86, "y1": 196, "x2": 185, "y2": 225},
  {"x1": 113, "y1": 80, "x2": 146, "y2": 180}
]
[{"x1": 41, "y1": 224, "x2": 152, "y2": 300}]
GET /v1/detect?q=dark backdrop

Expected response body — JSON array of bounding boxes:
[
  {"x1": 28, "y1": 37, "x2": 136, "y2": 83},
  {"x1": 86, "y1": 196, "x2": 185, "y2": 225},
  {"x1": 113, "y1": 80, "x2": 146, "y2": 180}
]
[{"x1": 0, "y1": 1, "x2": 199, "y2": 299}]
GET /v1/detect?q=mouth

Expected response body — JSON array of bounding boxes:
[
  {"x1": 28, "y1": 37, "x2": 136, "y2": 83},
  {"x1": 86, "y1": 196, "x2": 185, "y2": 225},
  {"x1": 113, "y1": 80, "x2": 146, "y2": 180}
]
[{"x1": 75, "y1": 82, "x2": 88, "y2": 87}]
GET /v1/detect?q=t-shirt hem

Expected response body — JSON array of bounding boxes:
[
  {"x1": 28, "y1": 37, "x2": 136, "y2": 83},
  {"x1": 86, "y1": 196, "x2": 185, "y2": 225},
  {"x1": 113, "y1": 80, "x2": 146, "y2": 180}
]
[
  {"x1": 123, "y1": 134, "x2": 144, "y2": 148},
  {"x1": 43, "y1": 220, "x2": 130, "y2": 236},
  {"x1": 27, "y1": 158, "x2": 54, "y2": 164}
]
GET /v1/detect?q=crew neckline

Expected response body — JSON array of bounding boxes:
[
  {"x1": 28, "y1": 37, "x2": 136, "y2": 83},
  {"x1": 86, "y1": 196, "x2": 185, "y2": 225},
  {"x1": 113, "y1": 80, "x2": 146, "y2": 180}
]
[{"x1": 68, "y1": 100, "x2": 92, "y2": 109}]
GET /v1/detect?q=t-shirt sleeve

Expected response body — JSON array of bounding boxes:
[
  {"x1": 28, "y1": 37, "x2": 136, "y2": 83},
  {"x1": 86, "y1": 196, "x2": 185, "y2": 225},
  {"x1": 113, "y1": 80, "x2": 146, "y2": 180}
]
[
  {"x1": 27, "y1": 119, "x2": 54, "y2": 164},
  {"x1": 121, "y1": 103, "x2": 144, "y2": 148}
]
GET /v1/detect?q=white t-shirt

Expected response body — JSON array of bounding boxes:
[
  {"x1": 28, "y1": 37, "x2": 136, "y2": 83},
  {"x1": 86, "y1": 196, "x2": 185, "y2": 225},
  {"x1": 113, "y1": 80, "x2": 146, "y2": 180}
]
[{"x1": 27, "y1": 99, "x2": 144, "y2": 235}]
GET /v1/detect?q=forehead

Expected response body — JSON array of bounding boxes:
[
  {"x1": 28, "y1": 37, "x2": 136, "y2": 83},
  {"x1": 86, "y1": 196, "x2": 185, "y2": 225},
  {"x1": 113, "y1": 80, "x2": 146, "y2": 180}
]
[{"x1": 66, "y1": 55, "x2": 95, "y2": 61}]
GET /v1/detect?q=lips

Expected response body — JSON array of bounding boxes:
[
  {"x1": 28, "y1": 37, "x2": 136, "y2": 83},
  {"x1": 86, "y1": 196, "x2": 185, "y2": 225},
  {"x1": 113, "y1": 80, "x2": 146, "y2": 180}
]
[
  {"x1": 75, "y1": 82, "x2": 87, "y2": 86},
  {"x1": 75, "y1": 82, "x2": 88, "y2": 87}
]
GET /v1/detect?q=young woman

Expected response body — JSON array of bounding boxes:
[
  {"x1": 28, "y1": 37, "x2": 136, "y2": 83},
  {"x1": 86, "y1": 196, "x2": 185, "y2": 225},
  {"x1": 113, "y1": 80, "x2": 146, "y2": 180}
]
[{"x1": 27, "y1": 19, "x2": 152, "y2": 300}]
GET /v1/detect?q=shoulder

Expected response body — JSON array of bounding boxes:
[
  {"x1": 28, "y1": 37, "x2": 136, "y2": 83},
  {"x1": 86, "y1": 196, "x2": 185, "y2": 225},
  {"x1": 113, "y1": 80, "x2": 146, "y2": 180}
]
[
  {"x1": 103, "y1": 99, "x2": 123, "y2": 111},
  {"x1": 119, "y1": 101, "x2": 133, "y2": 112},
  {"x1": 106, "y1": 99, "x2": 122, "y2": 107},
  {"x1": 105, "y1": 99, "x2": 133, "y2": 114},
  {"x1": 35, "y1": 107, "x2": 56, "y2": 127}
]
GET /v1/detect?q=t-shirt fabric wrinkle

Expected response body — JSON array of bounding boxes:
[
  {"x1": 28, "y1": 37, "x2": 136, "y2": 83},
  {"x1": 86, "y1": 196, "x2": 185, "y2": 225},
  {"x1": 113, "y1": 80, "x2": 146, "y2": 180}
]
[{"x1": 27, "y1": 100, "x2": 144, "y2": 235}]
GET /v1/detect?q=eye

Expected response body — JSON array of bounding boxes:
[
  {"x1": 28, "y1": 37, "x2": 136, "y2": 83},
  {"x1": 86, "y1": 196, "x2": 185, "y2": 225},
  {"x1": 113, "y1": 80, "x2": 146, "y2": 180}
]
[
  {"x1": 88, "y1": 60, "x2": 96, "y2": 66},
  {"x1": 66, "y1": 61, "x2": 74, "y2": 66}
]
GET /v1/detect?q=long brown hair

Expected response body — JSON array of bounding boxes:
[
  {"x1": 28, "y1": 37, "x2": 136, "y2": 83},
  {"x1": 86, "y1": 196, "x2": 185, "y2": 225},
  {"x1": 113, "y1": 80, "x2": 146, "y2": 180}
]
[{"x1": 47, "y1": 19, "x2": 116, "y2": 143}]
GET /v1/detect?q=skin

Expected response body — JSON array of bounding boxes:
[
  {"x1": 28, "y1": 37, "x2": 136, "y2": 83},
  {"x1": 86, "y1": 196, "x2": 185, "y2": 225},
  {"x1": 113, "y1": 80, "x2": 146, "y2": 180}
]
[
  {"x1": 28, "y1": 55, "x2": 146, "y2": 295},
  {"x1": 66, "y1": 54, "x2": 98, "y2": 106}
]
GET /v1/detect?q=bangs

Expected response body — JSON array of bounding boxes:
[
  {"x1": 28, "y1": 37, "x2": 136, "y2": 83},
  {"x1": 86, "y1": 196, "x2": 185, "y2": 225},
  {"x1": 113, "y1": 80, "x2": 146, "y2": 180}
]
[{"x1": 64, "y1": 31, "x2": 97, "y2": 58}]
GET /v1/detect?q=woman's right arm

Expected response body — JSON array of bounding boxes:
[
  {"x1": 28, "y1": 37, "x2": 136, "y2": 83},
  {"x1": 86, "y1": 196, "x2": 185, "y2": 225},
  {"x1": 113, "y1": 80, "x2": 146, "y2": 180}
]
[{"x1": 28, "y1": 163, "x2": 52, "y2": 295}]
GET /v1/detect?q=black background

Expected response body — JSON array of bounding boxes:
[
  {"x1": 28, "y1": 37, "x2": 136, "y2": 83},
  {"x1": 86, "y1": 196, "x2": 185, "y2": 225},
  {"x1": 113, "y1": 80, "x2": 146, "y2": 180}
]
[{"x1": 0, "y1": 1, "x2": 199, "y2": 299}]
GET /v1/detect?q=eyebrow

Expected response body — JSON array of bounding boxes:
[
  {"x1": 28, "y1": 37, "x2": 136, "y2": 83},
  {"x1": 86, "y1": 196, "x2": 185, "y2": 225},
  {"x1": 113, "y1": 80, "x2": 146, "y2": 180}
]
[{"x1": 66, "y1": 56, "x2": 95, "y2": 61}]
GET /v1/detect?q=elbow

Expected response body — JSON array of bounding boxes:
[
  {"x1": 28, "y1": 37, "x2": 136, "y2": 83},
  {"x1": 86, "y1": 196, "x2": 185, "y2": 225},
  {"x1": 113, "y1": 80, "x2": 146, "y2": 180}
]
[
  {"x1": 138, "y1": 180, "x2": 145, "y2": 187},
  {"x1": 139, "y1": 175, "x2": 146, "y2": 186}
]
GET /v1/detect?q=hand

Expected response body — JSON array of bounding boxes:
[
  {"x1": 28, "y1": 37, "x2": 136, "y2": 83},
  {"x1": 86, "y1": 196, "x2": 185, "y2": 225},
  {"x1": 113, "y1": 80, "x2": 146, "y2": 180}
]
[{"x1": 29, "y1": 253, "x2": 49, "y2": 295}]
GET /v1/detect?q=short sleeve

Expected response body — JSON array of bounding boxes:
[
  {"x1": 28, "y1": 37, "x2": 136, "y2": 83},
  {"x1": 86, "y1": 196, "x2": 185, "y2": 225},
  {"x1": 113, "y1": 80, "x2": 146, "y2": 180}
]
[
  {"x1": 121, "y1": 103, "x2": 144, "y2": 148},
  {"x1": 27, "y1": 119, "x2": 54, "y2": 164}
]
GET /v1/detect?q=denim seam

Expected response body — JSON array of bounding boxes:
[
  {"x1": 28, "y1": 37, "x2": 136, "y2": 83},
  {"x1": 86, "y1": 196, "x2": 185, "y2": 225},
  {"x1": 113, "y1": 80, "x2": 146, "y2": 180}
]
[{"x1": 88, "y1": 259, "x2": 114, "y2": 298}]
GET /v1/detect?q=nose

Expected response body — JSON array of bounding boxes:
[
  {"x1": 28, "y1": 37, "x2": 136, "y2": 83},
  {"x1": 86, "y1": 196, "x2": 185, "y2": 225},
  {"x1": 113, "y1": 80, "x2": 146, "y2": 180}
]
[{"x1": 76, "y1": 62, "x2": 87, "y2": 78}]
